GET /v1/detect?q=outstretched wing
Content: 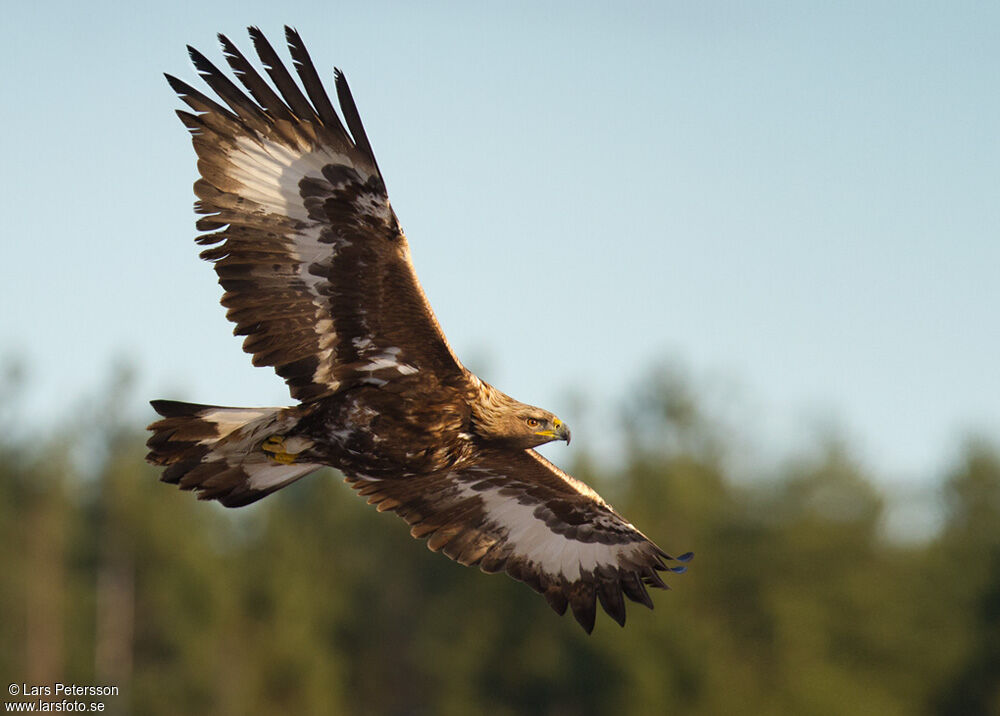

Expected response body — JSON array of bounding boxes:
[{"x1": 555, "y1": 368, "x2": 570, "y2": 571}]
[
  {"x1": 167, "y1": 27, "x2": 466, "y2": 402},
  {"x1": 346, "y1": 449, "x2": 692, "y2": 633}
]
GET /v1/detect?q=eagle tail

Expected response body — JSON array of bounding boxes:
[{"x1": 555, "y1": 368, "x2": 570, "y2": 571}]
[{"x1": 146, "y1": 400, "x2": 321, "y2": 507}]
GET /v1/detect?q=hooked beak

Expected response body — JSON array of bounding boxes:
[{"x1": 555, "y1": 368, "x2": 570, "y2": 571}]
[{"x1": 535, "y1": 419, "x2": 571, "y2": 445}]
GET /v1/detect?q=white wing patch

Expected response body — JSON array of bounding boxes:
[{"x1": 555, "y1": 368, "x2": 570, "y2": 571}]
[
  {"x1": 223, "y1": 135, "x2": 389, "y2": 394},
  {"x1": 292, "y1": 223, "x2": 342, "y2": 392},
  {"x1": 229, "y1": 135, "x2": 354, "y2": 221},
  {"x1": 452, "y1": 481, "x2": 641, "y2": 582}
]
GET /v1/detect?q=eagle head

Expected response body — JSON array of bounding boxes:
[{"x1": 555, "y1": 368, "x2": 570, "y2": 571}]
[
  {"x1": 519, "y1": 410, "x2": 572, "y2": 448},
  {"x1": 471, "y1": 385, "x2": 571, "y2": 449}
]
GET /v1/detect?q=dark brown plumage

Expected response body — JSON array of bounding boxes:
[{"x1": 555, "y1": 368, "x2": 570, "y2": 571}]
[{"x1": 148, "y1": 26, "x2": 691, "y2": 632}]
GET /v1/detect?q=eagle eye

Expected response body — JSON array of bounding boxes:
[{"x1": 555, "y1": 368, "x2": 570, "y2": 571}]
[{"x1": 526, "y1": 417, "x2": 540, "y2": 428}]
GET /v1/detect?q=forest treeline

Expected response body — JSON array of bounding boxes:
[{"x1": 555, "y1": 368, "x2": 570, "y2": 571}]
[{"x1": 1, "y1": 366, "x2": 998, "y2": 716}]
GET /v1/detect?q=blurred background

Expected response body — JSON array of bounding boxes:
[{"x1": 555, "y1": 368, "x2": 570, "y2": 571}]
[{"x1": 1, "y1": 2, "x2": 998, "y2": 714}]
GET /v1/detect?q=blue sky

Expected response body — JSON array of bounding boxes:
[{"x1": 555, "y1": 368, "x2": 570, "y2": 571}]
[{"x1": 1, "y1": 1, "x2": 997, "y2": 486}]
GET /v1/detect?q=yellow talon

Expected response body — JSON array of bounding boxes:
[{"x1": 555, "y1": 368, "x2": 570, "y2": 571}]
[{"x1": 261, "y1": 435, "x2": 297, "y2": 464}]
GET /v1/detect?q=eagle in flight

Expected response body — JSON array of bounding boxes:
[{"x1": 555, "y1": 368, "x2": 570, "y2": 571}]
[{"x1": 147, "y1": 26, "x2": 691, "y2": 632}]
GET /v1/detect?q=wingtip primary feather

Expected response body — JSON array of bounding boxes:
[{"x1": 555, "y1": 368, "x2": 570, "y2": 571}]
[
  {"x1": 217, "y1": 30, "x2": 297, "y2": 123},
  {"x1": 186, "y1": 44, "x2": 209, "y2": 70},
  {"x1": 333, "y1": 68, "x2": 381, "y2": 175},
  {"x1": 284, "y1": 25, "x2": 343, "y2": 131},
  {"x1": 246, "y1": 25, "x2": 317, "y2": 122}
]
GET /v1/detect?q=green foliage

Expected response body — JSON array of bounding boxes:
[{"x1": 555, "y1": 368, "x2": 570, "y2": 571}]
[{"x1": 0, "y1": 369, "x2": 998, "y2": 715}]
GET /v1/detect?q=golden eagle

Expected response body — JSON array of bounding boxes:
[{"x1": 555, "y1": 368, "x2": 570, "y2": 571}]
[{"x1": 147, "y1": 26, "x2": 691, "y2": 632}]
